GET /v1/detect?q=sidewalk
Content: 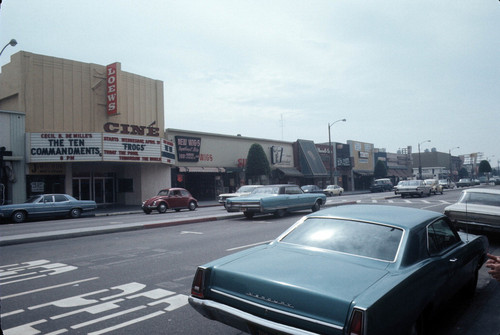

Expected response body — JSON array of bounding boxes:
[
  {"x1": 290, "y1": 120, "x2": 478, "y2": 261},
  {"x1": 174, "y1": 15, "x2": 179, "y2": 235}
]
[
  {"x1": 0, "y1": 195, "x2": 362, "y2": 247},
  {"x1": 93, "y1": 200, "x2": 221, "y2": 216}
]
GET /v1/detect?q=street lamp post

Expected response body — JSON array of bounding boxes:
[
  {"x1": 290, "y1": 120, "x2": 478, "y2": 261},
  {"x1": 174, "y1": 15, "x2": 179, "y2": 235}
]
[
  {"x1": 328, "y1": 118, "x2": 346, "y2": 185},
  {"x1": 449, "y1": 146, "x2": 460, "y2": 181},
  {"x1": 0, "y1": 39, "x2": 17, "y2": 57},
  {"x1": 418, "y1": 140, "x2": 431, "y2": 180}
]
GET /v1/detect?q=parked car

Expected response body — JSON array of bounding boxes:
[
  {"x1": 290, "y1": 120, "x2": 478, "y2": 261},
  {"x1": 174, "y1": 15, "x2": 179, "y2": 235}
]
[
  {"x1": 323, "y1": 184, "x2": 343, "y2": 196},
  {"x1": 397, "y1": 180, "x2": 432, "y2": 198},
  {"x1": 393, "y1": 180, "x2": 404, "y2": 195},
  {"x1": 189, "y1": 205, "x2": 488, "y2": 335},
  {"x1": 142, "y1": 188, "x2": 198, "y2": 214},
  {"x1": 424, "y1": 179, "x2": 443, "y2": 195},
  {"x1": 444, "y1": 188, "x2": 500, "y2": 232},
  {"x1": 218, "y1": 185, "x2": 262, "y2": 208},
  {"x1": 225, "y1": 184, "x2": 326, "y2": 219},
  {"x1": 369, "y1": 178, "x2": 393, "y2": 192},
  {"x1": 439, "y1": 179, "x2": 455, "y2": 189},
  {"x1": 456, "y1": 178, "x2": 473, "y2": 188},
  {"x1": 300, "y1": 185, "x2": 324, "y2": 194},
  {"x1": 0, "y1": 194, "x2": 97, "y2": 223}
]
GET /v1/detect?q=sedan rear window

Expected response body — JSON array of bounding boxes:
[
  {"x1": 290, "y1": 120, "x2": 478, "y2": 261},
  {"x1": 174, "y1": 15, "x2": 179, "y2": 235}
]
[{"x1": 280, "y1": 218, "x2": 403, "y2": 262}]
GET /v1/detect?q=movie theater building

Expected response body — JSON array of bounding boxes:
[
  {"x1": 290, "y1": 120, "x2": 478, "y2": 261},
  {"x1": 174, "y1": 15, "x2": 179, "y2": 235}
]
[
  {"x1": 0, "y1": 51, "x2": 170, "y2": 206},
  {"x1": 165, "y1": 129, "x2": 299, "y2": 200}
]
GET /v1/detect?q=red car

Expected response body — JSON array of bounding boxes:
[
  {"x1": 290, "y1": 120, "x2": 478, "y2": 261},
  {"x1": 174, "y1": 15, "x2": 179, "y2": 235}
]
[{"x1": 142, "y1": 188, "x2": 198, "y2": 214}]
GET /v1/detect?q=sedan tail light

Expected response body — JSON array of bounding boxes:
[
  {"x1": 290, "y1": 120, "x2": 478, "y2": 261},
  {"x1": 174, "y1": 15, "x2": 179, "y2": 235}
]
[
  {"x1": 191, "y1": 267, "x2": 208, "y2": 298},
  {"x1": 348, "y1": 309, "x2": 364, "y2": 335}
]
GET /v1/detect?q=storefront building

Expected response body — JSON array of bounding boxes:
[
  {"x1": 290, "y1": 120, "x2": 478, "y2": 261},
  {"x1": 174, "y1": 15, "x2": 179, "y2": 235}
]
[
  {"x1": 0, "y1": 110, "x2": 26, "y2": 205},
  {"x1": 0, "y1": 51, "x2": 170, "y2": 205},
  {"x1": 348, "y1": 140, "x2": 375, "y2": 190},
  {"x1": 165, "y1": 129, "x2": 298, "y2": 200}
]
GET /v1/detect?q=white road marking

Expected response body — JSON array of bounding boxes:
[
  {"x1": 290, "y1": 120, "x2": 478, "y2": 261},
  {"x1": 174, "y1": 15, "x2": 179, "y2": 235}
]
[
  {"x1": 87, "y1": 311, "x2": 165, "y2": 335},
  {"x1": 180, "y1": 231, "x2": 203, "y2": 235},
  {"x1": 3, "y1": 319, "x2": 46, "y2": 335},
  {"x1": 2, "y1": 277, "x2": 100, "y2": 300},
  {"x1": 71, "y1": 305, "x2": 146, "y2": 329},
  {"x1": 1, "y1": 309, "x2": 24, "y2": 317}
]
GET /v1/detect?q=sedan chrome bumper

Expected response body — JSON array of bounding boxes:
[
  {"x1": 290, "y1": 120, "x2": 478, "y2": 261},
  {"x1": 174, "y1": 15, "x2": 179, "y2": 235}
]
[{"x1": 189, "y1": 296, "x2": 321, "y2": 335}]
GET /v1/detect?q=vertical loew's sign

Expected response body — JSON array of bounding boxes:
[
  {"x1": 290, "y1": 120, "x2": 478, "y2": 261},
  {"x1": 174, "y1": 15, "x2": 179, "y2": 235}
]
[{"x1": 106, "y1": 63, "x2": 118, "y2": 115}]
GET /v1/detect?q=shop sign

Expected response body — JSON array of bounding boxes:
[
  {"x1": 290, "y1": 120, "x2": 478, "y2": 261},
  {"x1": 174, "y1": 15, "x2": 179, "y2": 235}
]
[
  {"x1": 28, "y1": 133, "x2": 102, "y2": 162},
  {"x1": 28, "y1": 163, "x2": 65, "y2": 175},
  {"x1": 103, "y1": 122, "x2": 160, "y2": 137},
  {"x1": 161, "y1": 139, "x2": 176, "y2": 164},
  {"x1": 106, "y1": 63, "x2": 118, "y2": 116},
  {"x1": 271, "y1": 146, "x2": 284, "y2": 164},
  {"x1": 31, "y1": 181, "x2": 45, "y2": 193},
  {"x1": 103, "y1": 134, "x2": 161, "y2": 162},
  {"x1": 175, "y1": 136, "x2": 201, "y2": 162}
]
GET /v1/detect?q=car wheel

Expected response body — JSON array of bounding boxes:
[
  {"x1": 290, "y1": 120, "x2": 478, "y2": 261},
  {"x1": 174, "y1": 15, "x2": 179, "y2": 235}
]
[
  {"x1": 311, "y1": 200, "x2": 321, "y2": 212},
  {"x1": 274, "y1": 209, "x2": 286, "y2": 218},
  {"x1": 157, "y1": 202, "x2": 168, "y2": 213},
  {"x1": 143, "y1": 209, "x2": 152, "y2": 214},
  {"x1": 12, "y1": 211, "x2": 26, "y2": 223},
  {"x1": 338, "y1": 191, "x2": 342, "y2": 196},
  {"x1": 244, "y1": 212, "x2": 254, "y2": 219},
  {"x1": 70, "y1": 208, "x2": 81, "y2": 218},
  {"x1": 188, "y1": 201, "x2": 197, "y2": 211}
]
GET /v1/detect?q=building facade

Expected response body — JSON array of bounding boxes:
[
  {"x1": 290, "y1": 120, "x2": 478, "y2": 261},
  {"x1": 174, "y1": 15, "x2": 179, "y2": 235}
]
[
  {"x1": 165, "y1": 129, "x2": 298, "y2": 200},
  {"x1": 0, "y1": 51, "x2": 170, "y2": 205}
]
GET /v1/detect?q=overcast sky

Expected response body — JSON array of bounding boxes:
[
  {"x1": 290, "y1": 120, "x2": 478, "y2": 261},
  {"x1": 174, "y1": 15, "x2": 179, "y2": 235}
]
[{"x1": 1, "y1": 1, "x2": 499, "y2": 164}]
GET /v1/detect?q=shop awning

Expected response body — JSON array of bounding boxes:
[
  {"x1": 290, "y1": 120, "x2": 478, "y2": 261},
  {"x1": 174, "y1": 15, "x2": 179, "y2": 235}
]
[
  {"x1": 275, "y1": 167, "x2": 304, "y2": 177},
  {"x1": 178, "y1": 167, "x2": 225, "y2": 173},
  {"x1": 353, "y1": 170, "x2": 373, "y2": 176},
  {"x1": 297, "y1": 140, "x2": 328, "y2": 177},
  {"x1": 387, "y1": 168, "x2": 412, "y2": 178}
]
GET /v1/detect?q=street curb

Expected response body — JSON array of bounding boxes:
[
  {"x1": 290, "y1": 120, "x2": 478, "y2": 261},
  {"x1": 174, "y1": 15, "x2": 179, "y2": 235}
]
[{"x1": 0, "y1": 201, "x2": 353, "y2": 247}]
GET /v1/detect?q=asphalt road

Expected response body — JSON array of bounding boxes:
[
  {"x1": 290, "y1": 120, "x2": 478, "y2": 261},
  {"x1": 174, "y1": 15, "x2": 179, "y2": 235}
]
[{"x1": 1, "y1": 186, "x2": 500, "y2": 334}]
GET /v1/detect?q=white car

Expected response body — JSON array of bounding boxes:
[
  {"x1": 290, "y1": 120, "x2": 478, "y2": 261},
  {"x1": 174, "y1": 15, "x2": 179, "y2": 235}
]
[
  {"x1": 323, "y1": 185, "x2": 343, "y2": 196},
  {"x1": 397, "y1": 180, "x2": 432, "y2": 198},
  {"x1": 444, "y1": 188, "x2": 500, "y2": 232},
  {"x1": 218, "y1": 185, "x2": 262, "y2": 208}
]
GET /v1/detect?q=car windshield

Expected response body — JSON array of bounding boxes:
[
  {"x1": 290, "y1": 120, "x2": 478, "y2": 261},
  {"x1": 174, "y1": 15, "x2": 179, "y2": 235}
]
[
  {"x1": 280, "y1": 218, "x2": 403, "y2": 262},
  {"x1": 237, "y1": 186, "x2": 259, "y2": 193},
  {"x1": 458, "y1": 192, "x2": 500, "y2": 207},
  {"x1": 252, "y1": 186, "x2": 280, "y2": 195},
  {"x1": 157, "y1": 190, "x2": 169, "y2": 196},
  {"x1": 25, "y1": 195, "x2": 42, "y2": 203},
  {"x1": 401, "y1": 180, "x2": 419, "y2": 186}
]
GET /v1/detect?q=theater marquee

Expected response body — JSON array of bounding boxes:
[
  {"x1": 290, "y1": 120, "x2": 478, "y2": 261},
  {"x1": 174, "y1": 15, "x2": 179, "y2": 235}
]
[
  {"x1": 27, "y1": 133, "x2": 168, "y2": 164},
  {"x1": 28, "y1": 133, "x2": 102, "y2": 162}
]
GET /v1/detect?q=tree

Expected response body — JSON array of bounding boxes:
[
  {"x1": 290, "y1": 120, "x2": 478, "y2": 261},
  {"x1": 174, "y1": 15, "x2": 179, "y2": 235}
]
[
  {"x1": 478, "y1": 160, "x2": 492, "y2": 175},
  {"x1": 245, "y1": 143, "x2": 271, "y2": 183},
  {"x1": 373, "y1": 159, "x2": 388, "y2": 179},
  {"x1": 458, "y1": 167, "x2": 469, "y2": 179}
]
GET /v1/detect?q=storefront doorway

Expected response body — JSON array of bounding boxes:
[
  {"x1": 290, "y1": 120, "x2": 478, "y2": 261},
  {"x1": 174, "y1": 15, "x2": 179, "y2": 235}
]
[
  {"x1": 72, "y1": 176, "x2": 115, "y2": 204},
  {"x1": 94, "y1": 177, "x2": 115, "y2": 204}
]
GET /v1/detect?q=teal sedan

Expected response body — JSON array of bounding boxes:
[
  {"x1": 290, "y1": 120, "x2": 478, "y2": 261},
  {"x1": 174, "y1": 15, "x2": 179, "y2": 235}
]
[
  {"x1": 189, "y1": 205, "x2": 488, "y2": 335},
  {"x1": 225, "y1": 184, "x2": 327, "y2": 219},
  {"x1": 0, "y1": 194, "x2": 97, "y2": 223}
]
